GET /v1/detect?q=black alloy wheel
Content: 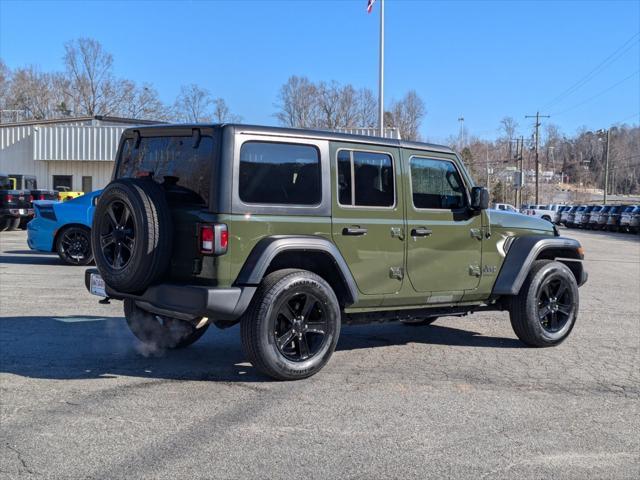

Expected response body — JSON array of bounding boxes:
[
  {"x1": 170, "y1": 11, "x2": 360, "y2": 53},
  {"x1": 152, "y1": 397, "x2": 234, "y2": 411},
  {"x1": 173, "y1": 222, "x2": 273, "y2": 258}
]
[
  {"x1": 57, "y1": 227, "x2": 93, "y2": 265},
  {"x1": 536, "y1": 274, "x2": 574, "y2": 333},
  {"x1": 99, "y1": 200, "x2": 135, "y2": 270},
  {"x1": 509, "y1": 260, "x2": 579, "y2": 347},
  {"x1": 241, "y1": 269, "x2": 341, "y2": 380},
  {"x1": 273, "y1": 292, "x2": 329, "y2": 362}
]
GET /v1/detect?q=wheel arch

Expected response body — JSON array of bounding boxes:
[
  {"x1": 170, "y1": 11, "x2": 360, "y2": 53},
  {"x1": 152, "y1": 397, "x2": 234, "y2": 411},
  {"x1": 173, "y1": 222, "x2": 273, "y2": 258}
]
[
  {"x1": 235, "y1": 235, "x2": 359, "y2": 307},
  {"x1": 492, "y1": 235, "x2": 586, "y2": 296},
  {"x1": 53, "y1": 223, "x2": 91, "y2": 252}
]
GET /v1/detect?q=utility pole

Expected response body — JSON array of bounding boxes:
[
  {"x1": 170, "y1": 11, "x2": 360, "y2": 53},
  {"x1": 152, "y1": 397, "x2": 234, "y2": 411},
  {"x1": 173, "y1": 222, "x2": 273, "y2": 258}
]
[
  {"x1": 458, "y1": 117, "x2": 465, "y2": 150},
  {"x1": 602, "y1": 129, "x2": 610, "y2": 205},
  {"x1": 525, "y1": 111, "x2": 550, "y2": 204},
  {"x1": 514, "y1": 136, "x2": 524, "y2": 206},
  {"x1": 485, "y1": 144, "x2": 490, "y2": 190}
]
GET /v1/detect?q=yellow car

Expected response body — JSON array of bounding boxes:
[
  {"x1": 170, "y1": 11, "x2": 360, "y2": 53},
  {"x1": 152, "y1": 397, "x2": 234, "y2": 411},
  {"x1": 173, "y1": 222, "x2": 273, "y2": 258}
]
[{"x1": 55, "y1": 187, "x2": 84, "y2": 202}]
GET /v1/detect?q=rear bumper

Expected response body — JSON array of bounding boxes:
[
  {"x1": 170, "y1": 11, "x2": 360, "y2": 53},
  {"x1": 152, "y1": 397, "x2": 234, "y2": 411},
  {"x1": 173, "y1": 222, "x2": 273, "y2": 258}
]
[
  {"x1": 84, "y1": 268, "x2": 256, "y2": 321},
  {"x1": 1, "y1": 208, "x2": 33, "y2": 218},
  {"x1": 26, "y1": 218, "x2": 55, "y2": 252}
]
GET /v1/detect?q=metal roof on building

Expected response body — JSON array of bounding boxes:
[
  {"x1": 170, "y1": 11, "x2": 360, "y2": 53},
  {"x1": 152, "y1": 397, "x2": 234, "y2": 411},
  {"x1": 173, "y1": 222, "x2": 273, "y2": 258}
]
[{"x1": 0, "y1": 115, "x2": 162, "y2": 128}]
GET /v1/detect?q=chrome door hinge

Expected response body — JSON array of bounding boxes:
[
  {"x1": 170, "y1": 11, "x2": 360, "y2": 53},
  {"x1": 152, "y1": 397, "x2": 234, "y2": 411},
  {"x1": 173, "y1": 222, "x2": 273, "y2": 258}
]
[
  {"x1": 389, "y1": 266, "x2": 404, "y2": 280},
  {"x1": 390, "y1": 226, "x2": 404, "y2": 240},
  {"x1": 468, "y1": 264, "x2": 481, "y2": 277},
  {"x1": 470, "y1": 228, "x2": 483, "y2": 240}
]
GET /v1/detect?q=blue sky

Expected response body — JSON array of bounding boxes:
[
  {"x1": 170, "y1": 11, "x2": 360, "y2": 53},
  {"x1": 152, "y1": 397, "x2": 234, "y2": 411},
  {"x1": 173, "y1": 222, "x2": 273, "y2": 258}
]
[{"x1": 1, "y1": 0, "x2": 638, "y2": 142}]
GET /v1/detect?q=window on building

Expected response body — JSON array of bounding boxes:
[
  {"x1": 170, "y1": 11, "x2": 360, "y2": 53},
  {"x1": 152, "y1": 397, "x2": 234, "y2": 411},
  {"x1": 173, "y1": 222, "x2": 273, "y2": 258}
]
[
  {"x1": 82, "y1": 176, "x2": 93, "y2": 193},
  {"x1": 337, "y1": 150, "x2": 394, "y2": 207},
  {"x1": 52, "y1": 175, "x2": 73, "y2": 192},
  {"x1": 239, "y1": 141, "x2": 321, "y2": 205},
  {"x1": 410, "y1": 157, "x2": 467, "y2": 210},
  {"x1": 24, "y1": 177, "x2": 37, "y2": 190}
]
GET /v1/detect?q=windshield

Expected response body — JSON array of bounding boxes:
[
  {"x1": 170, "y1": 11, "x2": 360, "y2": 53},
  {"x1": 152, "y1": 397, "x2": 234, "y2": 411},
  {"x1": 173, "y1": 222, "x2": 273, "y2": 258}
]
[{"x1": 117, "y1": 135, "x2": 214, "y2": 206}]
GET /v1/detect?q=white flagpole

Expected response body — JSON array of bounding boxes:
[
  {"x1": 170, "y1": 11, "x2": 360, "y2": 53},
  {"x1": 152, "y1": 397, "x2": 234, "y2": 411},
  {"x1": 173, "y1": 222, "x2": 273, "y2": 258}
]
[{"x1": 378, "y1": 0, "x2": 385, "y2": 137}]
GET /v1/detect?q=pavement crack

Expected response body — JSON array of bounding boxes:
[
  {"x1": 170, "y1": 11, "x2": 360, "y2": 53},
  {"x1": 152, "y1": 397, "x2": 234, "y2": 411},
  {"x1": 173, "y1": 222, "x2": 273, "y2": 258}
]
[{"x1": 5, "y1": 444, "x2": 38, "y2": 476}]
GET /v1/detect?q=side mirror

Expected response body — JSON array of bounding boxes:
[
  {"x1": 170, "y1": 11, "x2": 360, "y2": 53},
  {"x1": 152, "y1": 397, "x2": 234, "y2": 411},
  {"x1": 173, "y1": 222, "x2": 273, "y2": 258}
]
[{"x1": 470, "y1": 186, "x2": 489, "y2": 210}]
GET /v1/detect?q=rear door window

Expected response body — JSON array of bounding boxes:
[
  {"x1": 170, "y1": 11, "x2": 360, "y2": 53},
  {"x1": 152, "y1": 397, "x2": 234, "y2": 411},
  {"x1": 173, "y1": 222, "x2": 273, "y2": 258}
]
[
  {"x1": 117, "y1": 136, "x2": 214, "y2": 205},
  {"x1": 337, "y1": 150, "x2": 395, "y2": 208}
]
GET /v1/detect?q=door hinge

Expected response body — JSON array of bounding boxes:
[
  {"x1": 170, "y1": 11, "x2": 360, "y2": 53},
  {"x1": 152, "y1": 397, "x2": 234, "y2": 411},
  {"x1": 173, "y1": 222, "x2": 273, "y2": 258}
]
[
  {"x1": 390, "y1": 226, "x2": 404, "y2": 240},
  {"x1": 470, "y1": 228, "x2": 483, "y2": 240},
  {"x1": 389, "y1": 266, "x2": 404, "y2": 280},
  {"x1": 468, "y1": 264, "x2": 481, "y2": 277}
]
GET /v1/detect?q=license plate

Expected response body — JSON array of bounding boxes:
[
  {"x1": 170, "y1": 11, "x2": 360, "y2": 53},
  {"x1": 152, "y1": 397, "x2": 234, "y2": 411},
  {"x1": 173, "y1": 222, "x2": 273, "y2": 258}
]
[
  {"x1": 18, "y1": 209, "x2": 25, "y2": 215},
  {"x1": 89, "y1": 274, "x2": 106, "y2": 297}
]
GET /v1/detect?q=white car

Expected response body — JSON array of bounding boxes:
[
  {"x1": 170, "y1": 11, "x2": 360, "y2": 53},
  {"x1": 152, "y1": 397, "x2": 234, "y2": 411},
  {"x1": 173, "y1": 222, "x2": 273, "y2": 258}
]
[
  {"x1": 525, "y1": 204, "x2": 561, "y2": 223},
  {"x1": 494, "y1": 203, "x2": 518, "y2": 213}
]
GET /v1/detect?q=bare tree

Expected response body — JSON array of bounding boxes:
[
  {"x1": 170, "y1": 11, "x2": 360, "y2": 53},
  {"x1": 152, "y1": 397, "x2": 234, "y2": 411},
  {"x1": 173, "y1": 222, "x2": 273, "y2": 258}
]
[
  {"x1": 173, "y1": 84, "x2": 213, "y2": 122},
  {"x1": 274, "y1": 76, "x2": 318, "y2": 128},
  {"x1": 0, "y1": 59, "x2": 9, "y2": 113},
  {"x1": 355, "y1": 88, "x2": 377, "y2": 128},
  {"x1": 7, "y1": 67, "x2": 69, "y2": 120},
  {"x1": 387, "y1": 90, "x2": 426, "y2": 141},
  {"x1": 119, "y1": 82, "x2": 170, "y2": 121},
  {"x1": 213, "y1": 98, "x2": 242, "y2": 123},
  {"x1": 63, "y1": 38, "x2": 118, "y2": 116},
  {"x1": 499, "y1": 116, "x2": 519, "y2": 141}
]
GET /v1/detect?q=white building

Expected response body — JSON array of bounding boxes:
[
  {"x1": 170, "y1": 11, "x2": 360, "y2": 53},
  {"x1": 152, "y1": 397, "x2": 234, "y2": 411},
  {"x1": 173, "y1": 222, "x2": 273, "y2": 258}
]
[{"x1": 0, "y1": 116, "x2": 159, "y2": 192}]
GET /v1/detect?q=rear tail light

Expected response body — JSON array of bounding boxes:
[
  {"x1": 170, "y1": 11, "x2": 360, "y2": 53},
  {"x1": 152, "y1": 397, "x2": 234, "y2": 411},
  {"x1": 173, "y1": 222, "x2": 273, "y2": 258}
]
[
  {"x1": 6, "y1": 194, "x2": 13, "y2": 202},
  {"x1": 29, "y1": 194, "x2": 34, "y2": 202},
  {"x1": 199, "y1": 223, "x2": 228, "y2": 255},
  {"x1": 39, "y1": 194, "x2": 45, "y2": 200}
]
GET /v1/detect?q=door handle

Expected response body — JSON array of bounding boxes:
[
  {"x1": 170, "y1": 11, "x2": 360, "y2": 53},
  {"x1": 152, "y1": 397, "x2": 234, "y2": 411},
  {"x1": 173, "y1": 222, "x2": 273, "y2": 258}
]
[
  {"x1": 411, "y1": 227, "x2": 432, "y2": 237},
  {"x1": 343, "y1": 226, "x2": 368, "y2": 236}
]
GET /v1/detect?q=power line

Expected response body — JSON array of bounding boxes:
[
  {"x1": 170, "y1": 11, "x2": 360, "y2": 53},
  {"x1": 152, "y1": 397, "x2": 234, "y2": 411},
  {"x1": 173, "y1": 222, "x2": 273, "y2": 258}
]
[
  {"x1": 613, "y1": 112, "x2": 640, "y2": 124},
  {"x1": 551, "y1": 69, "x2": 640, "y2": 117},
  {"x1": 542, "y1": 31, "x2": 640, "y2": 110}
]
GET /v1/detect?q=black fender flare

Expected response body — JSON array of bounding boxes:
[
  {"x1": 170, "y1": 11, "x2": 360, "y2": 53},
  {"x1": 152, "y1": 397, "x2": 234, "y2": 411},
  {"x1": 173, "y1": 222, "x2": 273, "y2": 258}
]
[
  {"x1": 492, "y1": 235, "x2": 586, "y2": 295},
  {"x1": 235, "y1": 235, "x2": 359, "y2": 305}
]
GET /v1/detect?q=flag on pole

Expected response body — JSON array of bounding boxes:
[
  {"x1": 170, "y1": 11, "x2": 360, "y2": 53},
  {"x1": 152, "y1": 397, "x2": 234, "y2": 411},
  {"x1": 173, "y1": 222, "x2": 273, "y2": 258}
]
[{"x1": 367, "y1": 0, "x2": 376, "y2": 14}]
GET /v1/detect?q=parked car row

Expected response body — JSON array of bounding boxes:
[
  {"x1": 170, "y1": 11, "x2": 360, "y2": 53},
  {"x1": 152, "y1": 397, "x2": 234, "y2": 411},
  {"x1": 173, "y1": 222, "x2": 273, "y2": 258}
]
[
  {"x1": 517, "y1": 202, "x2": 639, "y2": 233},
  {"x1": 0, "y1": 173, "x2": 64, "y2": 231},
  {"x1": 559, "y1": 204, "x2": 639, "y2": 232}
]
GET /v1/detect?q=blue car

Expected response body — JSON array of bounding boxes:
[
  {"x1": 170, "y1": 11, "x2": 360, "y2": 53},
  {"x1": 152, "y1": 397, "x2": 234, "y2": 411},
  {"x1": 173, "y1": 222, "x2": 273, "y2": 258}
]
[{"x1": 27, "y1": 190, "x2": 101, "y2": 265}]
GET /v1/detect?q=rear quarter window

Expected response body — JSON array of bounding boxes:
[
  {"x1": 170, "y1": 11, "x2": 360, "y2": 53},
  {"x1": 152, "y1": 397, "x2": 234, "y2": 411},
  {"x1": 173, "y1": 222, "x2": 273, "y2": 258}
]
[{"x1": 239, "y1": 141, "x2": 321, "y2": 205}]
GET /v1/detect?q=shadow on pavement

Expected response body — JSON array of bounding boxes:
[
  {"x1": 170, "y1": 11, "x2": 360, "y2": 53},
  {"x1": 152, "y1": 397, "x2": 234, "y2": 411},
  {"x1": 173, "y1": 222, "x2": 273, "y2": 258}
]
[
  {"x1": 0, "y1": 254, "x2": 68, "y2": 266},
  {"x1": 0, "y1": 315, "x2": 521, "y2": 382}
]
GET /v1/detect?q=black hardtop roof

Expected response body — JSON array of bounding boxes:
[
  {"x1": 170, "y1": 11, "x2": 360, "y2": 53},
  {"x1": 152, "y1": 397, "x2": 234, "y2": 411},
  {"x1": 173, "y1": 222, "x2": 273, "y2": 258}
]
[{"x1": 122, "y1": 123, "x2": 456, "y2": 155}]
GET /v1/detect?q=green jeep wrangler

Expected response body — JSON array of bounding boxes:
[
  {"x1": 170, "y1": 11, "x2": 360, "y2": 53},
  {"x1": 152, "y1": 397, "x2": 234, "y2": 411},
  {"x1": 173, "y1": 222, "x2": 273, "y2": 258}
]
[{"x1": 86, "y1": 124, "x2": 587, "y2": 380}]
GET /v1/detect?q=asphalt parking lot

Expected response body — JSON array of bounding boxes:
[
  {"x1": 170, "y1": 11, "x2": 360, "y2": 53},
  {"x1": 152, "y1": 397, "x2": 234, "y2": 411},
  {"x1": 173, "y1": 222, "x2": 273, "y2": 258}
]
[{"x1": 1, "y1": 228, "x2": 638, "y2": 479}]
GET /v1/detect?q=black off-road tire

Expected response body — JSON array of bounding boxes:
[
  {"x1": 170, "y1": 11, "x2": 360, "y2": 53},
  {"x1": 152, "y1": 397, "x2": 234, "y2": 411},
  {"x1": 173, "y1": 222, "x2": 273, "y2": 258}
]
[
  {"x1": 56, "y1": 226, "x2": 94, "y2": 266},
  {"x1": 92, "y1": 178, "x2": 172, "y2": 293},
  {"x1": 124, "y1": 299, "x2": 209, "y2": 349},
  {"x1": 401, "y1": 317, "x2": 438, "y2": 326},
  {"x1": 6, "y1": 217, "x2": 20, "y2": 231},
  {"x1": 0, "y1": 217, "x2": 18, "y2": 231},
  {"x1": 241, "y1": 269, "x2": 341, "y2": 381},
  {"x1": 508, "y1": 260, "x2": 579, "y2": 347}
]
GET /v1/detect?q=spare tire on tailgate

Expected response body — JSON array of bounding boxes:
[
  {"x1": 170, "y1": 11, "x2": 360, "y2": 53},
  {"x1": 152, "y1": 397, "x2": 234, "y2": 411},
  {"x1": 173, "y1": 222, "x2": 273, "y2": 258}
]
[{"x1": 91, "y1": 178, "x2": 172, "y2": 293}]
